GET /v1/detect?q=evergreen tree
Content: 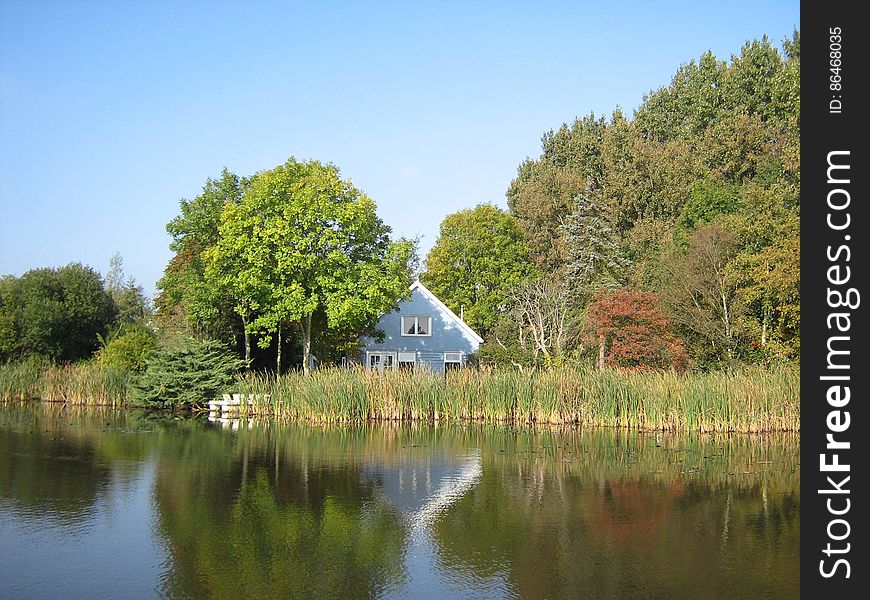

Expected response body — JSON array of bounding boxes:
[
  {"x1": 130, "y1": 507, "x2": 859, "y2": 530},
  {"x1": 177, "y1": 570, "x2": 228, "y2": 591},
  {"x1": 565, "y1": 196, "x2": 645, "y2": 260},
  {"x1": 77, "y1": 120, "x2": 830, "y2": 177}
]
[{"x1": 562, "y1": 187, "x2": 629, "y2": 304}]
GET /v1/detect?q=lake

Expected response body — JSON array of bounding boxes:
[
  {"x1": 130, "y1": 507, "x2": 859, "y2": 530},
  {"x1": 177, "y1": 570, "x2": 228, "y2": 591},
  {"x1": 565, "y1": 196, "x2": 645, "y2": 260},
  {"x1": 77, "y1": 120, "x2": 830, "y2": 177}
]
[{"x1": 0, "y1": 402, "x2": 799, "y2": 599}]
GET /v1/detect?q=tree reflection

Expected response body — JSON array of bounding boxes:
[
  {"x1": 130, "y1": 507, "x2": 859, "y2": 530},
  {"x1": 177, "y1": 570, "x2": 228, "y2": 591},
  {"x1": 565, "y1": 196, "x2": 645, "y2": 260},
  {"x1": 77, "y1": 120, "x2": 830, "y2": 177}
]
[
  {"x1": 0, "y1": 405, "x2": 799, "y2": 600},
  {"x1": 0, "y1": 402, "x2": 150, "y2": 524},
  {"x1": 429, "y1": 430, "x2": 799, "y2": 600},
  {"x1": 152, "y1": 424, "x2": 408, "y2": 599}
]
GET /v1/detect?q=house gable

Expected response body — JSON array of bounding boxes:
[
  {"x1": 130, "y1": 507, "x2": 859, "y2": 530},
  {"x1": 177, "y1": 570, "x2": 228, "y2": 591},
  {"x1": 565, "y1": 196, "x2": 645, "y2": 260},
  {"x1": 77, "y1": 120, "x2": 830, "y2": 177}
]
[
  {"x1": 407, "y1": 280, "x2": 483, "y2": 345},
  {"x1": 362, "y1": 280, "x2": 483, "y2": 372}
]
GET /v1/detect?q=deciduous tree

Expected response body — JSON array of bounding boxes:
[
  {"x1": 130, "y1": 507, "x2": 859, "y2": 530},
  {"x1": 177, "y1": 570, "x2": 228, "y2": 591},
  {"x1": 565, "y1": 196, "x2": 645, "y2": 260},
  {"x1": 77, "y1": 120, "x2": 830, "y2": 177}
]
[
  {"x1": 0, "y1": 264, "x2": 115, "y2": 362},
  {"x1": 206, "y1": 158, "x2": 412, "y2": 374},
  {"x1": 420, "y1": 204, "x2": 537, "y2": 335},
  {"x1": 156, "y1": 168, "x2": 246, "y2": 344},
  {"x1": 586, "y1": 290, "x2": 687, "y2": 370}
]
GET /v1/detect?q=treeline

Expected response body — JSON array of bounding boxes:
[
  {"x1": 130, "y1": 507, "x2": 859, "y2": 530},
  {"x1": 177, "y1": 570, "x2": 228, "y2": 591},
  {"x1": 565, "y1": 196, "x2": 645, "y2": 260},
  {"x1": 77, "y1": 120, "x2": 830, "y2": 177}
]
[
  {"x1": 2, "y1": 32, "x2": 799, "y2": 388},
  {"x1": 421, "y1": 33, "x2": 800, "y2": 371},
  {"x1": 0, "y1": 256, "x2": 153, "y2": 369}
]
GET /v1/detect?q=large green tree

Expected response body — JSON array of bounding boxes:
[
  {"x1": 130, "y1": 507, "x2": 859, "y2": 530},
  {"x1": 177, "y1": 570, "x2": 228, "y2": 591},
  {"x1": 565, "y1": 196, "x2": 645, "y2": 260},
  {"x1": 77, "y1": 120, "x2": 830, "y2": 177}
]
[
  {"x1": 0, "y1": 264, "x2": 115, "y2": 362},
  {"x1": 205, "y1": 157, "x2": 412, "y2": 374},
  {"x1": 156, "y1": 168, "x2": 247, "y2": 343},
  {"x1": 420, "y1": 204, "x2": 537, "y2": 335}
]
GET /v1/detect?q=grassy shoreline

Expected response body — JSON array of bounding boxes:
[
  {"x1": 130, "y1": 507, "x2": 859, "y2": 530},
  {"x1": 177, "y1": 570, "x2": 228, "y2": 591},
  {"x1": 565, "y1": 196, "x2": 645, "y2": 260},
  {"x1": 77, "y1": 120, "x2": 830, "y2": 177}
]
[
  {"x1": 0, "y1": 361, "x2": 799, "y2": 432},
  {"x1": 0, "y1": 360, "x2": 130, "y2": 406}
]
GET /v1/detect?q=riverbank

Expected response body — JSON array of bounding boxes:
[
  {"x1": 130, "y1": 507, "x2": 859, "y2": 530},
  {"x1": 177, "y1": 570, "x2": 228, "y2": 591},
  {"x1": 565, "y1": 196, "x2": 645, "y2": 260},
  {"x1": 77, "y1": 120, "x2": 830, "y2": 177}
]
[
  {"x1": 0, "y1": 361, "x2": 799, "y2": 432},
  {"x1": 0, "y1": 360, "x2": 130, "y2": 406}
]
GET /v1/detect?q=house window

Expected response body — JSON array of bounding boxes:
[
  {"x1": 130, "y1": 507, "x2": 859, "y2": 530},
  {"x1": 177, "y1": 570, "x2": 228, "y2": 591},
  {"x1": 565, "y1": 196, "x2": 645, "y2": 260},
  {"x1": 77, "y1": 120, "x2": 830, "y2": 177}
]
[
  {"x1": 398, "y1": 352, "x2": 416, "y2": 371},
  {"x1": 368, "y1": 352, "x2": 396, "y2": 374},
  {"x1": 401, "y1": 315, "x2": 431, "y2": 336},
  {"x1": 444, "y1": 352, "x2": 463, "y2": 371}
]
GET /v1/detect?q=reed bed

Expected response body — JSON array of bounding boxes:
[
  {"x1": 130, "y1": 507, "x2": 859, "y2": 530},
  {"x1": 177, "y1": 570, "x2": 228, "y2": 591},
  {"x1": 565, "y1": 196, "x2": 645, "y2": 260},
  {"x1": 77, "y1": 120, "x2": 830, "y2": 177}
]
[
  {"x1": 0, "y1": 360, "x2": 129, "y2": 406},
  {"x1": 235, "y1": 365, "x2": 799, "y2": 432},
  {"x1": 1, "y1": 359, "x2": 798, "y2": 431}
]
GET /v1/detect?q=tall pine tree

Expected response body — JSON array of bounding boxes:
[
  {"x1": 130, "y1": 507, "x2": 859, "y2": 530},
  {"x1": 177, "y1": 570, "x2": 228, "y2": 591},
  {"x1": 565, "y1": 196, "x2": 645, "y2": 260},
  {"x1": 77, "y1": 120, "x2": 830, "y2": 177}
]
[{"x1": 562, "y1": 185, "x2": 629, "y2": 305}]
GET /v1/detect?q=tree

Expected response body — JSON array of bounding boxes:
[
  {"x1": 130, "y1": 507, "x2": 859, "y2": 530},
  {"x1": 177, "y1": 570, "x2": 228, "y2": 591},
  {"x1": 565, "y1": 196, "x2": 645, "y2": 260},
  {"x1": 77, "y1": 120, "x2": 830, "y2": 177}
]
[
  {"x1": 586, "y1": 290, "x2": 687, "y2": 370},
  {"x1": 0, "y1": 264, "x2": 116, "y2": 362},
  {"x1": 420, "y1": 204, "x2": 537, "y2": 335},
  {"x1": 0, "y1": 276, "x2": 18, "y2": 358},
  {"x1": 502, "y1": 32, "x2": 800, "y2": 368},
  {"x1": 480, "y1": 275, "x2": 570, "y2": 367},
  {"x1": 205, "y1": 157, "x2": 412, "y2": 374},
  {"x1": 130, "y1": 337, "x2": 245, "y2": 408},
  {"x1": 506, "y1": 114, "x2": 606, "y2": 272},
  {"x1": 105, "y1": 252, "x2": 150, "y2": 325},
  {"x1": 156, "y1": 168, "x2": 246, "y2": 345},
  {"x1": 634, "y1": 51, "x2": 727, "y2": 143},
  {"x1": 563, "y1": 188, "x2": 629, "y2": 304},
  {"x1": 725, "y1": 186, "x2": 800, "y2": 359},
  {"x1": 659, "y1": 225, "x2": 747, "y2": 367},
  {"x1": 96, "y1": 322, "x2": 158, "y2": 372}
]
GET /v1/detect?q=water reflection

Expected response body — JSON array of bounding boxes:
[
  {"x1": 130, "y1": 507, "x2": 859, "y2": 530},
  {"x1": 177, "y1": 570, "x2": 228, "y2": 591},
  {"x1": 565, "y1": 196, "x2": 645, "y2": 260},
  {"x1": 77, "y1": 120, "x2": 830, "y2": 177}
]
[{"x1": 0, "y1": 403, "x2": 799, "y2": 599}]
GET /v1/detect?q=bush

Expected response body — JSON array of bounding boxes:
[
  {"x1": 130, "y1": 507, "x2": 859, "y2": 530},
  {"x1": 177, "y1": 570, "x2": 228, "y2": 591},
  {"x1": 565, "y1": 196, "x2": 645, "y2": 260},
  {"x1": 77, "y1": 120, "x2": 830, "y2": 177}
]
[
  {"x1": 130, "y1": 337, "x2": 246, "y2": 408},
  {"x1": 97, "y1": 323, "x2": 158, "y2": 372}
]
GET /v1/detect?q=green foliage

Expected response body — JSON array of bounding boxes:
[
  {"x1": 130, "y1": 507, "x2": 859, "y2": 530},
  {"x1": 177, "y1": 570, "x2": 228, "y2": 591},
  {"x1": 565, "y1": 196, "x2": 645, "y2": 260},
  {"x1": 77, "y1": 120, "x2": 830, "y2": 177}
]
[
  {"x1": 420, "y1": 204, "x2": 537, "y2": 335},
  {"x1": 205, "y1": 157, "x2": 412, "y2": 373},
  {"x1": 0, "y1": 264, "x2": 116, "y2": 362},
  {"x1": 672, "y1": 178, "x2": 741, "y2": 247},
  {"x1": 156, "y1": 168, "x2": 246, "y2": 340},
  {"x1": 96, "y1": 322, "x2": 158, "y2": 372},
  {"x1": 0, "y1": 276, "x2": 17, "y2": 358},
  {"x1": 503, "y1": 32, "x2": 800, "y2": 368},
  {"x1": 131, "y1": 338, "x2": 246, "y2": 408},
  {"x1": 105, "y1": 252, "x2": 150, "y2": 325},
  {"x1": 506, "y1": 115, "x2": 606, "y2": 272},
  {"x1": 563, "y1": 189, "x2": 629, "y2": 303}
]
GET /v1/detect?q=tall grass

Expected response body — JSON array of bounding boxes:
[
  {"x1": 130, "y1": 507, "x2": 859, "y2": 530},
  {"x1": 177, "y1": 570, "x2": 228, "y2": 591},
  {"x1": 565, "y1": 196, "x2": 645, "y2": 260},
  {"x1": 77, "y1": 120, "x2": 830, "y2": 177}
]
[
  {"x1": 0, "y1": 360, "x2": 129, "y2": 406},
  {"x1": 1, "y1": 359, "x2": 798, "y2": 431},
  {"x1": 234, "y1": 365, "x2": 799, "y2": 432}
]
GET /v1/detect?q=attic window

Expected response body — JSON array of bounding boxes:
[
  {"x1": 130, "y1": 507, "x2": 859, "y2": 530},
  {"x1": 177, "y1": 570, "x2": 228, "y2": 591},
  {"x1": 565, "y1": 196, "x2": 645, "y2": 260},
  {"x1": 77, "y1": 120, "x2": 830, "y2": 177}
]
[{"x1": 401, "y1": 315, "x2": 431, "y2": 336}]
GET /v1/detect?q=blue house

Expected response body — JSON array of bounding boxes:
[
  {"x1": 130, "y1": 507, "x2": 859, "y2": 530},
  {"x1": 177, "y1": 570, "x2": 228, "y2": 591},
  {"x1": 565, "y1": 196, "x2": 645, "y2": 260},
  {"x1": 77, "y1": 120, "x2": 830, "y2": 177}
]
[{"x1": 361, "y1": 280, "x2": 483, "y2": 373}]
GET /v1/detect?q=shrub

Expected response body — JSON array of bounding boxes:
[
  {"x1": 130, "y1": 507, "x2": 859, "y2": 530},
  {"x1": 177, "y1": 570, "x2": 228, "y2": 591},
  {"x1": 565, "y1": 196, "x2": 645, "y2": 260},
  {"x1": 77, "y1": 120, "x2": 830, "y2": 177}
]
[
  {"x1": 97, "y1": 323, "x2": 158, "y2": 372},
  {"x1": 130, "y1": 337, "x2": 245, "y2": 408}
]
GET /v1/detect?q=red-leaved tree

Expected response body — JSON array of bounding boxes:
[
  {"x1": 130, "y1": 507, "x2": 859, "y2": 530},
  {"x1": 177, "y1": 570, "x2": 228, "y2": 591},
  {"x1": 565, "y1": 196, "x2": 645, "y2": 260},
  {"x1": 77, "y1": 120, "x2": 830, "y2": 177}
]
[{"x1": 586, "y1": 290, "x2": 688, "y2": 371}]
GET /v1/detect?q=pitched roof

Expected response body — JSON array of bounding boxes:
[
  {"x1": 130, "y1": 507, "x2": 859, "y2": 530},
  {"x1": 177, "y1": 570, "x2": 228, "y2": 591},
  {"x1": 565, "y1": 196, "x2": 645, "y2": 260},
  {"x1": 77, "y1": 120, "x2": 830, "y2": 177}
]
[{"x1": 410, "y1": 280, "x2": 484, "y2": 344}]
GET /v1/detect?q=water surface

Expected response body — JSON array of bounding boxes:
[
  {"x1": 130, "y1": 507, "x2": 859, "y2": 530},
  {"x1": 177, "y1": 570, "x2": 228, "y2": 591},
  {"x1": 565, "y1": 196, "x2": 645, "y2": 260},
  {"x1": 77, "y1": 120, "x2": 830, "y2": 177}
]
[{"x1": 0, "y1": 403, "x2": 799, "y2": 599}]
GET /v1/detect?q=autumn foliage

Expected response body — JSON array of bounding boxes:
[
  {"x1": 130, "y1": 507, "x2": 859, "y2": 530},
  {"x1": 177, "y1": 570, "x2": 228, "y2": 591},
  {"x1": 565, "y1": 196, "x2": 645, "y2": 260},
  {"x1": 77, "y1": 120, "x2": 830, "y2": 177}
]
[{"x1": 586, "y1": 290, "x2": 688, "y2": 371}]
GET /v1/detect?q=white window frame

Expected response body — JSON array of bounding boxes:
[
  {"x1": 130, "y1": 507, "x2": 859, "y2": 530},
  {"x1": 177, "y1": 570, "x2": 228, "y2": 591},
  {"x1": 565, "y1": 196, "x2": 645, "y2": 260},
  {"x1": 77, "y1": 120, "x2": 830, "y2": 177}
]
[
  {"x1": 444, "y1": 352, "x2": 463, "y2": 366},
  {"x1": 400, "y1": 315, "x2": 432, "y2": 337},
  {"x1": 367, "y1": 351, "x2": 397, "y2": 373}
]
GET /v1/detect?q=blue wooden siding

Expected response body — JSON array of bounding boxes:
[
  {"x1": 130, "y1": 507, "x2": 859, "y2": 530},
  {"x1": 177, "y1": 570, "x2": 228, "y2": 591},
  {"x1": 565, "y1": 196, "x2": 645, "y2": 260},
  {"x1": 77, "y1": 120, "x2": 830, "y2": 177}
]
[{"x1": 361, "y1": 284, "x2": 481, "y2": 373}]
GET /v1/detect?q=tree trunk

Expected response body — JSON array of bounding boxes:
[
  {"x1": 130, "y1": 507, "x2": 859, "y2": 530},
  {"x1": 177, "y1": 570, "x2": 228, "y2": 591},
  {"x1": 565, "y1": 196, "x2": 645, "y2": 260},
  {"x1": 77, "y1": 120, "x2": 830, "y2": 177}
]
[
  {"x1": 241, "y1": 314, "x2": 251, "y2": 371},
  {"x1": 598, "y1": 334, "x2": 606, "y2": 371},
  {"x1": 302, "y1": 314, "x2": 313, "y2": 375},
  {"x1": 721, "y1": 291, "x2": 733, "y2": 359},
  {"x1": 276, "y1": 322, "x2": 282, "y2": 375}
]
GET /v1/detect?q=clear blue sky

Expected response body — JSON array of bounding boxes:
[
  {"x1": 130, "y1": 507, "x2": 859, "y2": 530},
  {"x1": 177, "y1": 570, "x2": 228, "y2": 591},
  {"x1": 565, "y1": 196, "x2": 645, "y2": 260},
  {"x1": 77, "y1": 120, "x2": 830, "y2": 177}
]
[{"x1": 1, "y1": 0, "x2": 798, "y2": 296}]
